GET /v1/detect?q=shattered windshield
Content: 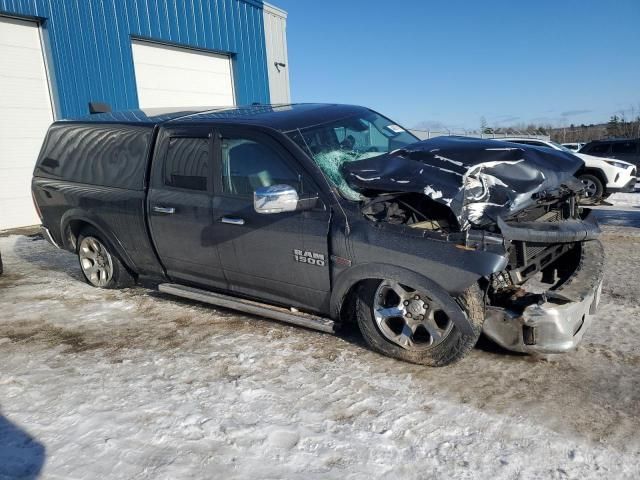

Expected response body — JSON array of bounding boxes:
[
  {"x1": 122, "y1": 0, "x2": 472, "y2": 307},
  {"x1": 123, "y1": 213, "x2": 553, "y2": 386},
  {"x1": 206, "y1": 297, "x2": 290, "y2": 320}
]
[{"x1": 286, "y1": 112, "x2": 418, "y2": 200}]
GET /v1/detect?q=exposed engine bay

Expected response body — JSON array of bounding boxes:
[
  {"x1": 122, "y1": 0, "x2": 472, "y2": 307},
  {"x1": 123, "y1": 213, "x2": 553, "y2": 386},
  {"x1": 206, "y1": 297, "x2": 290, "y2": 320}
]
[
  {"x1": 361, "y1": 192, "x2": 458, "y2": 233},
  {"x1": 358, "y1": 188, "x2": 593, "y2": 295}
]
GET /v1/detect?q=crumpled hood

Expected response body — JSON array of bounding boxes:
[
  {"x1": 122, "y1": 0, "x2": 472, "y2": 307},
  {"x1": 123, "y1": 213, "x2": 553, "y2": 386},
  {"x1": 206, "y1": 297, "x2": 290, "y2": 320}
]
[{"x1": 342, "y1": 136, "x2": 585, "y2": 229}]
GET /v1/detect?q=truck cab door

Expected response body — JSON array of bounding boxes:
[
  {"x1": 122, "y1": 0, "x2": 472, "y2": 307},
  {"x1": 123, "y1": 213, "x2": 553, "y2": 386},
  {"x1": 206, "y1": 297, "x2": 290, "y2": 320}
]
[
  {"x1": 211, "y1": 126, "x2": 332, "y2": 313},
  {"x1": 148, "y1": 126, "x2": 227, "y2": 290}
]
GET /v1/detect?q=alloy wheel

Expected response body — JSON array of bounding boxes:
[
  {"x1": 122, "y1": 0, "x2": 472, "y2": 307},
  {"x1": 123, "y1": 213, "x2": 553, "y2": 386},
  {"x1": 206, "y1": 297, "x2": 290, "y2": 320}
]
[
  {"x1": 581, "y1": 178, "x2": 597, "y2": 197},
  {"x1": 79, "y1": 237, "x2": 114, "y2": 287},
  {"x1": 372, "y1": 280, "x2": 454, "y2": 350}
]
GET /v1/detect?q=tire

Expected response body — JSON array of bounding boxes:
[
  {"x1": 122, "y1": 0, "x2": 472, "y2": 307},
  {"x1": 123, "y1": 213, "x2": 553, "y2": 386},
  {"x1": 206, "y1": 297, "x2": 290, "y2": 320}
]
[
  {"x1": 355, "y1": 279, "x2": 484, "y2": 367},
  {"x1": 579, "y1": 174, "x2": 604, "y2": 202},
  {"x1": 77, "y1": 227, "x2": 134, "y2": 289}
]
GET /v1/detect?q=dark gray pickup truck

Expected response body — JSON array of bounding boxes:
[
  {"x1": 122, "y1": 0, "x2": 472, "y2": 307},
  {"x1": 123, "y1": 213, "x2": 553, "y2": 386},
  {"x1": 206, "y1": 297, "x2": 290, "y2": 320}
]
[{"x1": 32, "y1": 104, "x2": 604, "y2": 366}]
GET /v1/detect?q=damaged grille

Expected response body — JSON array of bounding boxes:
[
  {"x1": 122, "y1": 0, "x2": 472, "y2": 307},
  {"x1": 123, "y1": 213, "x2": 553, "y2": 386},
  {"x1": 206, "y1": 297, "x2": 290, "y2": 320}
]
[
  {"x1": 522, "y1": 242, "x2": 549, "y2": 263},
  {"x1": 505, "y1": 205, "x2": 575, "y2": 284}
]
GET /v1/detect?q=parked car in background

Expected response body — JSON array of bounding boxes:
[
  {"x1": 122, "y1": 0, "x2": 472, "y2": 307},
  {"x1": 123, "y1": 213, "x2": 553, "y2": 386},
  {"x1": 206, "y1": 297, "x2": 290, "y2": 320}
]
[
  {"x1": 496, "y1": 137, "x2": 637, "y2": 202},
  {"x1": 580, "y1": 138, "x2": 640, "y2": 168},
  {"x1": 32, "y1": 104, "x2": 605, "y2": 366},
  {"x1": 562, "y1": 142, "x2": 585, "y2": 152}
]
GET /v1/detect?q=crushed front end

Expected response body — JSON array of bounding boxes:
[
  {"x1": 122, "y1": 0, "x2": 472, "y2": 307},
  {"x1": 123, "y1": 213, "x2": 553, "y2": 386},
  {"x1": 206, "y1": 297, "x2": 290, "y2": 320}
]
[
  {"x1": 342, "y1": 136, "x2": 605, "y2": 354},
  {"x1": 480, "y1": 203, "x2": 604, "y2": 354}
]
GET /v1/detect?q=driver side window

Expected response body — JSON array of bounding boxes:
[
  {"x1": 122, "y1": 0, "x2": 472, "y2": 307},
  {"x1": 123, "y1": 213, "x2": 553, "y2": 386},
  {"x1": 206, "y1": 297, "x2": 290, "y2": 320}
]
[{"x1": 221, "y1": 137, "x2": 301, "y2": 196}]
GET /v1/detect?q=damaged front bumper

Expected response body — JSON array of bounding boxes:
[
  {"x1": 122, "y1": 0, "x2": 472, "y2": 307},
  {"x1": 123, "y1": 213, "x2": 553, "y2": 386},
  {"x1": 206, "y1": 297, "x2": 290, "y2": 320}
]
[{"x1": 483, "y1": 239, "x2": 605, "y2": 354}]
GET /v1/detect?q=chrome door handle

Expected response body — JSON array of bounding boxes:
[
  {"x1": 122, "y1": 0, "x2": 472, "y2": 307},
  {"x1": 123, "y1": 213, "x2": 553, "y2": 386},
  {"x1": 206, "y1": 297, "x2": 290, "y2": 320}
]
[
  {"x1": 220, "y1": 216, "x2": 245, "y2": 225},
  {"x1": 153, "y1": 206, "x2": 175, "y2": 214}
]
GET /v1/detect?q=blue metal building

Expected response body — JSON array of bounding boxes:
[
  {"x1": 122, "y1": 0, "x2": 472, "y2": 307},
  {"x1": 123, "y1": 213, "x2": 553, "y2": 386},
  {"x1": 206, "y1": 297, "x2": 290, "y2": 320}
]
[
  {"x1": 0, "y1": 0, "x2": 290, "y2": 229},
  {"x1": 0, "y1": 0, "x2": 289, "y2": 117}
]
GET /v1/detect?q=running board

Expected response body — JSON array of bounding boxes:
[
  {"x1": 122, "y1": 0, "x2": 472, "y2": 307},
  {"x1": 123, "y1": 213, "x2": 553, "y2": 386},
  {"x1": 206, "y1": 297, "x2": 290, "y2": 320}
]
[{"x1": 158, "y1": 283, "x2": 336, "y2": 334}]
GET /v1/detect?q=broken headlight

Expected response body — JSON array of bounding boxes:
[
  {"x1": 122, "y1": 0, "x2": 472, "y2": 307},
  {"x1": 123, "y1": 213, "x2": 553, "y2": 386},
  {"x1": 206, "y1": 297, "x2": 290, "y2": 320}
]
[{"x1": 464, "y1": 175, "x2": 487, "y2": 202}]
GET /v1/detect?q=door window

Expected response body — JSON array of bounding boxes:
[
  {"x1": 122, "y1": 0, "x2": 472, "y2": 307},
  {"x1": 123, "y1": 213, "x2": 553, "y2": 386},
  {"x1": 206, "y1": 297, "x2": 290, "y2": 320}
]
[
  {"x1": 588, "y1": 143, "x2": 611, "y2": 154},
  {"x1": 164, "y1": 137, "x2": 210, "y2": 191},
  {"x1": 221, "y1": 137, "x2": 300, "y2": 196},
  {"x1": 612, "y1": 142, "x2": 637, "y2": 154}
]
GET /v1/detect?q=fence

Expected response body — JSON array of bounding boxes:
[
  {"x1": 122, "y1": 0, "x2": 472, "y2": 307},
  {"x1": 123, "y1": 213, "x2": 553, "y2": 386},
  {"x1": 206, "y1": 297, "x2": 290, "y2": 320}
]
[{"x1": 408, "y1": 129, "x2": 550, "y2": 141}]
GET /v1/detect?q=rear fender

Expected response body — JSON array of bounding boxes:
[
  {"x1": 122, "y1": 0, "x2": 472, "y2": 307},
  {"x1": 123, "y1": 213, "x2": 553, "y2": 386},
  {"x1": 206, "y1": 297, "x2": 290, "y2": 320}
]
[{"x1": 60, "y1": 210, "x2": 137, "y2": 274}]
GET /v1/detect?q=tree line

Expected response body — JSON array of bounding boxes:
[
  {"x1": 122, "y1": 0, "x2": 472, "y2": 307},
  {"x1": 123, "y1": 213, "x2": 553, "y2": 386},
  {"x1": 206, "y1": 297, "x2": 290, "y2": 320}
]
[{"x1": 479, "y1": 105, "x2": 640, "y2": 143}]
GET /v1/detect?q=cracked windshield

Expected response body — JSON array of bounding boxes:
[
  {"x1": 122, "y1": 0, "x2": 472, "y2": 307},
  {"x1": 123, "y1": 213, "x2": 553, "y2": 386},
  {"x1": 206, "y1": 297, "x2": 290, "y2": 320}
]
[{"x1": 287, "y1": 112, "x2": 418, "y2": 200}]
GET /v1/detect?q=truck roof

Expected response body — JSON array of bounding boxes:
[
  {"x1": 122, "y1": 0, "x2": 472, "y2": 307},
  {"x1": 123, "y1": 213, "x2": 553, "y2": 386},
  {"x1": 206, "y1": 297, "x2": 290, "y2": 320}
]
[{"x1": 68, "y1": 103, "x2": 371, "y2": 132}]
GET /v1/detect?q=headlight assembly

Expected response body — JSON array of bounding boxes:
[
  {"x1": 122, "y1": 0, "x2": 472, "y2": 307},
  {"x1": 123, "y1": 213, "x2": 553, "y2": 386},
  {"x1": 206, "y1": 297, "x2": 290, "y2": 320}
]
[{"x1": 604, "y1": 160, "x2": 631, "y2": 170}]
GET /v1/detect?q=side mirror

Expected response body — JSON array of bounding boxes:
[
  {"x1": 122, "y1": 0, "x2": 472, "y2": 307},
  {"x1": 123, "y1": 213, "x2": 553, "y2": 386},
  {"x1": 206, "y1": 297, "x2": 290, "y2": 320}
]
[{"x1": 254, "y1": 184, "x2": 299, "y2": 214}]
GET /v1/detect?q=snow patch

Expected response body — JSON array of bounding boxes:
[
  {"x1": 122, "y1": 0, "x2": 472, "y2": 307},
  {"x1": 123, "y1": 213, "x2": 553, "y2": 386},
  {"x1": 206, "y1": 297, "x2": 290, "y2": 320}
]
[
  {"x1": 433, "y1": 154, "x2": 464, "y2": 167},
  {"x1": 354, "y1": 174, "x2": 381, "y2": 182},
  {"x1": 423, "y1": 185, "x2": 443, "y2": 199}
]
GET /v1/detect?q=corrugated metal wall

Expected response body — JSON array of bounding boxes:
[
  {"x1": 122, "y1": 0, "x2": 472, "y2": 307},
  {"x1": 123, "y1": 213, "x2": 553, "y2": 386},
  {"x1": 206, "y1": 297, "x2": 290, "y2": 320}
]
[
  {"x1": 263, "y1": 3, "x2": 290, "y2": 104},
  {"x1": 0, "y1": 0, "x2": 271, "y2": 118}
]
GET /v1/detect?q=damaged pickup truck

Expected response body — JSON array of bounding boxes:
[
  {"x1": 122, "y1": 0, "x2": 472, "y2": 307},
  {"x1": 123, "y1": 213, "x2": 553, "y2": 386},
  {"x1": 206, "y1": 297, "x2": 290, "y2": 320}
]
[{"x1": 32, "y1": 104, "x2": 604, "y2": 366}]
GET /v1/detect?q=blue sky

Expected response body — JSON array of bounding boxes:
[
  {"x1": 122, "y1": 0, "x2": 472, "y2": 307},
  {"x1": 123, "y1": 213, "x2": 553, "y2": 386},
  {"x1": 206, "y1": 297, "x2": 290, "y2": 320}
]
[{"x1": 272, "y1": 0, "x2": 640, "y2": 131}]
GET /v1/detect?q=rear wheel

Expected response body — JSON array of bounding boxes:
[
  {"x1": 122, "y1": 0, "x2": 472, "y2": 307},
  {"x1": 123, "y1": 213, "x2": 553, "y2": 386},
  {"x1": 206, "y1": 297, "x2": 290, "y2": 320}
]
[
  {"x1": 77, "y1": 228, "x2": 133, "y2": 289},
  {"x1": 355, "y1": 279, "x2": 484, "y2": 366},
  {"x1": 579, "y1": 174, "x2": 604, "y2": 202}
]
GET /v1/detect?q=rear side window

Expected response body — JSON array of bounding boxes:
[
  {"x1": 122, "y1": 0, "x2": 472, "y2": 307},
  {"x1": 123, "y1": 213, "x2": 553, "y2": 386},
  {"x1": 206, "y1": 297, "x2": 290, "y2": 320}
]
[
  {"x1": 163, "y1": 137, "x2": 210, "y2": 191},
  {"x1": 588, "y1": 143, "x2": 611, "y2": 154},
  {"x1": 35, "y1": 123, "x2": 151, "y2": 190},
  {"x1": 612, "y1": 141, "x2": 637, "y2": 154}
]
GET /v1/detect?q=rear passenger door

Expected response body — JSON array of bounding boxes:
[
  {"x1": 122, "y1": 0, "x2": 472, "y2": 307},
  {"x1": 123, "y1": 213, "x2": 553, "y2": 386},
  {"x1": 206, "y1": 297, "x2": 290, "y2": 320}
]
[
  {"x1": 148, "y1": 126, "x2": 227, "y2": 289},
  {"x1": 210, "y1": 126, "x2": 331, "y2": 313}
]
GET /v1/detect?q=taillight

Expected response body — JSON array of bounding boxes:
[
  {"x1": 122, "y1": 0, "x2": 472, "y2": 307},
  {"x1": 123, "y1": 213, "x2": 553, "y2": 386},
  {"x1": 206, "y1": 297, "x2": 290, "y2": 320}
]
[{"x1": 32, "y1": 190, "x2": 43, "y2": 220}]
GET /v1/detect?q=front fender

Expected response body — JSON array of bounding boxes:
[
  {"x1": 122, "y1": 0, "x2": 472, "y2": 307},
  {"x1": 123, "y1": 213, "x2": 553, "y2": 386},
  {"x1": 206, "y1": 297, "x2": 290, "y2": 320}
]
[{"x1": 330, "y1": 263, "x2": 476, "y2": 336}]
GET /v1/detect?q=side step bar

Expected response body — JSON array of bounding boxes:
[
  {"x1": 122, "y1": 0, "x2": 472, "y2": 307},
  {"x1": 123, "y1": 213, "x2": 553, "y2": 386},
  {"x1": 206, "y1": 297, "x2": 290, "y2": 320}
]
[{"x1": 158, "y1": 283, "x2": 336, "y2": 334}]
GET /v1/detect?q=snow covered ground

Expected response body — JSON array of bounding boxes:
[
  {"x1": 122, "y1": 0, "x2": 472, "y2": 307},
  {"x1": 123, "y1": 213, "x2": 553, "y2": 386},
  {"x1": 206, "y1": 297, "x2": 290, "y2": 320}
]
[
  {"x1": 1, "y1": 196, "x2": 640, "y2": 479},
  {"x1": 606, "y1": 191, "x2": 640, "y2": 209}
]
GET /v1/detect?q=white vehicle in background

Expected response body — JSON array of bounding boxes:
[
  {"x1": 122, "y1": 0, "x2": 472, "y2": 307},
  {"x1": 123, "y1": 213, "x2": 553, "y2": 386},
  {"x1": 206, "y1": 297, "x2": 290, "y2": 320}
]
[
  {"x1": 562, "y1": 142, "x2": 585, "y2": 152},
  {"x1": 496, "y1": 138, "x2": 637, "y2": 202}
]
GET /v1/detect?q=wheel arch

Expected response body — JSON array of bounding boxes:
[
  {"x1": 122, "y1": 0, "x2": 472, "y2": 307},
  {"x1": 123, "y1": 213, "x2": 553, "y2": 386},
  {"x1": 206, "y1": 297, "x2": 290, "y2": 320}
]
[
  {"x1": 580, "y1": 168, "x2": 608, "y2": 188},
  {"x1": 330, "y1": 263, "x2": 477, "y2": 336},
  {"x1": 60, "y1": 211, "x2": 138, "y2": 275}
]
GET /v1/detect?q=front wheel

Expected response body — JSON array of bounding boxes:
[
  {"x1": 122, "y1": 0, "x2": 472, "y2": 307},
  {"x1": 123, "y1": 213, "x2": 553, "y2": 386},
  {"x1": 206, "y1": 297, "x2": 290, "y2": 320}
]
[
  {"x1": 355, "y1": 280, "x2": 484, "y2": 366},
  {"x1": 77, "y1": 228, "x2": 134, "y2": 289}
]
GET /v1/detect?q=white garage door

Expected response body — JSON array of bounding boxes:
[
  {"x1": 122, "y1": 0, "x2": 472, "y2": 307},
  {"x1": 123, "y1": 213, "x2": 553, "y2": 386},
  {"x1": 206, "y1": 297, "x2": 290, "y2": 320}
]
[
  {"x1": 131, "y1": 40, "x2": 235, "y2": 109},
  {"x1": 0, "y1": 16, "x2": 54, "y2": 230}
]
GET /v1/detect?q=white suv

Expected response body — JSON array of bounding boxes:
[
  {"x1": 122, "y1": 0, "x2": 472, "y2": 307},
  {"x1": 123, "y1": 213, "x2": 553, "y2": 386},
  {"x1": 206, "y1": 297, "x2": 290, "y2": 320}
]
[
  {"x1": 496, "y1": 138, "x2": 637, "y2": 202},
  {"x1": 561, "y1": 142, "x2": 585, "y2": 152}
]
